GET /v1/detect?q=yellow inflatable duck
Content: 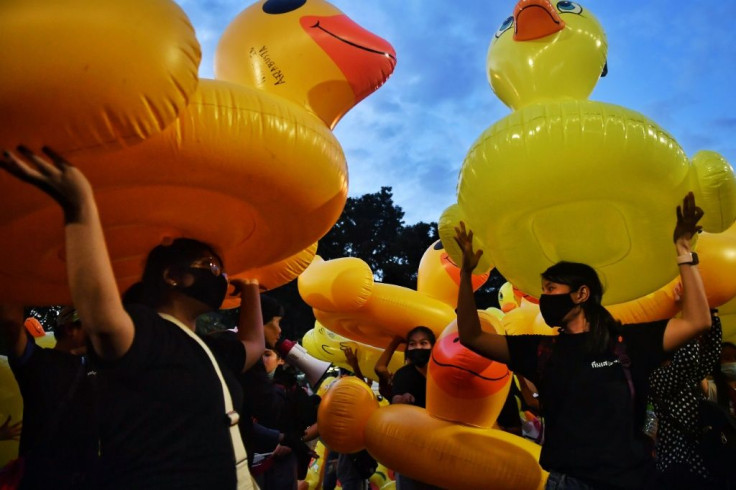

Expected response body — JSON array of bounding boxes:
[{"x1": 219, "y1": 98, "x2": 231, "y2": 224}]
[
  {"x1": 0, "y1": 0, "x2": 395, "y2": 304},
  {"x1": 439, "y1": 0, "x2": 736, "y2": 305},
  {"x1": 298, "y1": 240, "x2": 489, "y2": 347},
  {"x1": 317, "y1": 320, "x2": 547, "y2": 490}
]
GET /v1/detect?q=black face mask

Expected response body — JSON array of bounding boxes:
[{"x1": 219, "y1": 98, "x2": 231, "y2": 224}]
[
  {"x1": 539, "y1": 293, "x2": 578, "y2": 327},
  {"x1": 406, "y1": 348, "x2": 431, "y2": 368},
  {"x1": 180, "y1": 268, "x2": 228, "y2": 311}
]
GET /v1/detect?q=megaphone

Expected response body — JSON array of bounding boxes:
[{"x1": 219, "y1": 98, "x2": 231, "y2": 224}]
[{"x1": 277, "y1": 339, "x2": 332, "y2": 389}]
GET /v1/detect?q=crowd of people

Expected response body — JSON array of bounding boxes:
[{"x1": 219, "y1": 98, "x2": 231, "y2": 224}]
[{"x1": 0, "y1": 146, "x2": 735, "y2": 490}]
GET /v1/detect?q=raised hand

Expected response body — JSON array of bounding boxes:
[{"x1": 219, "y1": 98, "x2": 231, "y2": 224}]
[
  {"x1": 1, "y1": 146, "x2": 92, "y2": 223},
  {"x1": 229, "y1": 278, "x2": 260, "y2": 298},
  {"x1": 340, "y1": 344, "x2": 360, "y2": 370},
  {"x1": 453, "y1": 221, "x2": 483, "y2": 273},
  {"x1": 673, "y1": 192, "x2": 704, "y2": 245},
  {"x1": 0, "y1": 415, "x2": 22, "y2": 442}
]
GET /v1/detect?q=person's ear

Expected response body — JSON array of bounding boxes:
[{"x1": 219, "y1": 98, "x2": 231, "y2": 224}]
[
  {"x1": 163, "y1": 267, "x2": 180, "y2": 287},
  {"x1": 574, "y1": 285, "x2": 590, "y2": 304}
]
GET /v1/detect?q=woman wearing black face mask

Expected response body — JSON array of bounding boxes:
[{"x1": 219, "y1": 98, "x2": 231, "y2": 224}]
[
  {"x1": 0, "y1": 147, "x2": 264, "y2": 489},
  {"x1": 390, "y1": 326, "x2": 442, "y2": 490},
  {"x1": 454, "y1": 193, "x2": 712, "y2": 490},
  {"x1": 390, "y1": 326, "x2": 435, "y2": 407}
]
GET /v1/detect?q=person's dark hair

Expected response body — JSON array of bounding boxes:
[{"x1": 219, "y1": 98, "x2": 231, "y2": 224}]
[
  {"x1": 541, "y1": 261, "x2": 620, "y2": 354},
  {"x1": 122, "y1": 238, "x2": 222, "y2": 308},
  {"x1": 261, "y1": 295, "x2": 285, "y2": 324},
  {"x1": 406, "y1": 326, "x2": 436, "y2": 346},
  {"x1": 53, "y1": 306, "x2": 81, "y2": 340}
]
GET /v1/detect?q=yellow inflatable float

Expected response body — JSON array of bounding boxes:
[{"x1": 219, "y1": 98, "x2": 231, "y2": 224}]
[
  {"x1": 302, "y1": 323, "x2": 405, "y2": 382},
  {"x1": 298, "y1": 240, "x2": 489, "y2": 347},
  {"x1": 0, "y1": 0, "x2": 396, "y2": 305},
  {"x1": 0, "y1": 333, "x2": 57, "y2": 467},
  {"x1": 318, "y1": 319, "x2": 547, "y2": 489},
  {"x1": 439, "y1": 0, "x2": 736, "y2": 305}
]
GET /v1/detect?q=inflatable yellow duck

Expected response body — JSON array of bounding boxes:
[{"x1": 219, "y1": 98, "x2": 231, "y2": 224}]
[
  {"x1": 317, "y1": 320, "x2": 547, "y2": 490},
  {"x1": 298, "y1": 240, "x2": 489, "y2": 347},
  {"x1": 439, "y1": 0, "x2": 736, "y2": 305},
  {"x1": 0, "y1": 0, "x2": 395, "y2": 304}
]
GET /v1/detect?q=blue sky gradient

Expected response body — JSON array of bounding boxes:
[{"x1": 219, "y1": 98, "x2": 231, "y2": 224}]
[{"x1": 176, "y1": 0, "x2": 736, "y2": 224}]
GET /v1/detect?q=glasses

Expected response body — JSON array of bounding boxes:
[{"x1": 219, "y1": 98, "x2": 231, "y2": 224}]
[{"x1": 188, "y1": 258, "x2": 227, "y2": 278}]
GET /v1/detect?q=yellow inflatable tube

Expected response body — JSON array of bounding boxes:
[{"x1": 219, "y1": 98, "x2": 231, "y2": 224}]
[
  {"x1": 302, "y1": 323, "x2": 405, "y2": 382},
  {"x1": 299, "y1": 257, "x2": 456, "y2": 347},
  {"x1": 318, "y1": 378, "x2": 546, "y2": 490}
]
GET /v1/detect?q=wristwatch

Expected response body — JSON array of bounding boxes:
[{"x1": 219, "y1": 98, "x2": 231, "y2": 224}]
[{"x1": 676, "y1": 252, "x2": 699, "y2": 265}]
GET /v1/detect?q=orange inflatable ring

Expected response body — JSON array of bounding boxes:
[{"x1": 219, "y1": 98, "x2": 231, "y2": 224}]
[
  {"x1": 0, "y1": 0, "x2": 200, "y2": 153},
  {"x1": 0, "y1": 80, "x2": 347, "y2": 304}
]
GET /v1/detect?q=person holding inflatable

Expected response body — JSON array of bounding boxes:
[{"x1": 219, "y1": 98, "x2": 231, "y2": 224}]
[
  {"x1": 0, "y1": 147, "x2": 265, "y2": 489},
  {"x1": 455, "y1": 193, "x2": 712, "y2": 490}
]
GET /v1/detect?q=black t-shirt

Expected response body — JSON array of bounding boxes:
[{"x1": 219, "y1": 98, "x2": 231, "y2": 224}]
[
  {"x1": 90, "y1": 304, "x2": 246, "y2": 490},
  {"x1": 391, "y1": 364, "x2": 427, "y2": 408},
  {"x1": 9, "y1": 335, "x2": 97, "y2": 489},
  {"x1": 506, "y1": 320, "x2": 668, "y2": 490}
]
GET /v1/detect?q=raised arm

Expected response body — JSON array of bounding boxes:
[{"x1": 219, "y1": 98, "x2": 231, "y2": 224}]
[
  {"x1": 231, "y1": 279, "x2": 265, "y2": 372},
  {"x1": 341, "y1": 345, "x2": 370, "y2": 386},
  {"x1": 374, "y1": 335, "x2": 402, "y2": 382},
  {"x1": 662, "y1": 192, "x2": 712, "y2": 352},
  {"x1": 454, "y1": 222, "x2": 511, "y2": 363},
  {"x1": 1, "y1": 147, "x2": 134, "y2": 360}
]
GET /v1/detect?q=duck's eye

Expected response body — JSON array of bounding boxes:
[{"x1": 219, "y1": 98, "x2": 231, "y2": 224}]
[
  {"x1": 494, "y1": 16, "x2": 514, "y2": 38},
  {"x1": 556, "y1": 1, "x2": 583, "y2": 14},
  {"x1": 263, "y1": 0, "x2": 307, "y2": 15},
  {"x1": 433, "y1": 241, "x2": 444, "y2": 251}
]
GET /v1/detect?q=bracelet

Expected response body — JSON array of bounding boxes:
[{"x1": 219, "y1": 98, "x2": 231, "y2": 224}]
[{"x1": 676, "y1": 252, "x2": 699, "y2": 265}]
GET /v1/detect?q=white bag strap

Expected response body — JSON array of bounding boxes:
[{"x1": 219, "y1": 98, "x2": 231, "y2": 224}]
[{"x1": 159, "y1": 313, "x2": 258, "y2": 490}]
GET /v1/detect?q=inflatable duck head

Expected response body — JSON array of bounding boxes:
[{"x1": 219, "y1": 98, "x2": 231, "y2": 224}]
[
  {"x1": 215, "y1": 0, "x2": 397, "y2": 129},
  {"x1": 488, "y1": 0, "x2": 607, "y2": 109},
  {"x1": 427, "y1": 318, "x2": 512, "y2": 428},
  {"x1": 417, "y1": 240, "x2": 490, "y2": 308}
]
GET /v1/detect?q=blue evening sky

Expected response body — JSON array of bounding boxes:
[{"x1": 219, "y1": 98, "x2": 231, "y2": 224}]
[{"x1": 176, "y1": 0, "x2": 736, "y2": 224}]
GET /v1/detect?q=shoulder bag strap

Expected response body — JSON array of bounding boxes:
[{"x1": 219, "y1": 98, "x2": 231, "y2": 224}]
[{"x1": 159, "y1": 313, "x2": 257, "y2": 490}]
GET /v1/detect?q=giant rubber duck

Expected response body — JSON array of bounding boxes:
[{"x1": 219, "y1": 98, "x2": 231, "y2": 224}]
[
  {"x1": 0, "y1": 0, "x2": 396, "y2": 304},
  {"x1": 439, "y1": 0, "x2": 736, "y2": 305},
  {"x1": 298, "y1": 240, "x2": 489, "y2": 348},
  {"x1": 317, "y1": 319, "x2": 547, "y2": 490}
]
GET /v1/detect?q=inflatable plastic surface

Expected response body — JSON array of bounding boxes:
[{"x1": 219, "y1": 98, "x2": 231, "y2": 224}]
[
  {"x1": 0, "y1": 0, "x2": 200, "y2": 153},
  {"x1": 317, "y1": 324, "x2": 547, "y2": 489},
  {"x1": 0, "y1": 0, "x2": 395, "y2": 305},
  {"x1": 0, "y1": 334, "x2": 56, "y2": 466},
  {"x1": 439, "y1": 0, "x2": 736, "y2": 305},
  {"x1": 299, "y1": 241, "x2": 488, "y2": 348},
  {"x1": 215, "y1": 0, "x2": 396, "y2": 129},
  {"x1": 302, "y1": 323, "x2": 405, "y2": 382}
]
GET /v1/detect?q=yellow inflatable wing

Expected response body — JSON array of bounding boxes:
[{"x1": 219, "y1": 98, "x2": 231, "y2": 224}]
[{"x1": 439, "y1": 0, "x2": 736, "y2": 306}]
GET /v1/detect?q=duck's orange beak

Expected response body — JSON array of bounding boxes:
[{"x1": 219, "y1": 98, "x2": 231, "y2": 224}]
[
  {"x1": 513, "y1": 0, "x2": 565, "y2": 41},
  {"x1": 301, "y1": 14, "x2": 396, "y2": 105}
]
